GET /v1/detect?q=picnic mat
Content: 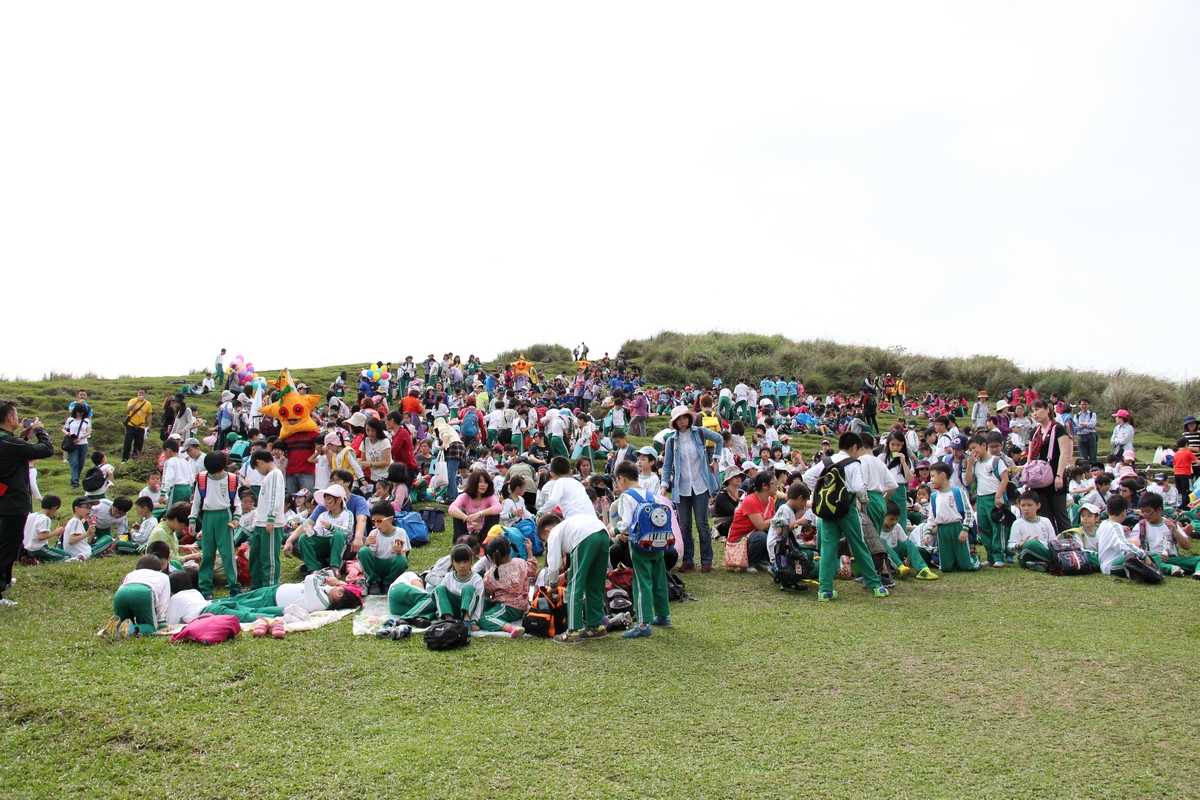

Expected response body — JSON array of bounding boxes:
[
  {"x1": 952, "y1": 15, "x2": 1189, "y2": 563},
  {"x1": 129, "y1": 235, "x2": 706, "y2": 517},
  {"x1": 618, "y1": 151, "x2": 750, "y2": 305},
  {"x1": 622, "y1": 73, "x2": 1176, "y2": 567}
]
[
  {"x1": 97, "y1": 608, "x2": 357, "y2": 637},
  {"x1": 351, "y1": 596, "x2": 511, "y2": 638}
]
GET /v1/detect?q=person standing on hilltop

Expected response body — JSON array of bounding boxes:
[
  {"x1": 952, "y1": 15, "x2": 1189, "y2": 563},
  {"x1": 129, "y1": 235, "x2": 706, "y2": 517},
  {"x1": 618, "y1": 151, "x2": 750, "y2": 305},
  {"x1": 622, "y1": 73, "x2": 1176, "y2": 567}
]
[
  {"x1": 0, "y1": 400, "x2": 55, "y2": 608},
  {"x1": 214, "y1": 348, "x2": 226, "y2": 386}
]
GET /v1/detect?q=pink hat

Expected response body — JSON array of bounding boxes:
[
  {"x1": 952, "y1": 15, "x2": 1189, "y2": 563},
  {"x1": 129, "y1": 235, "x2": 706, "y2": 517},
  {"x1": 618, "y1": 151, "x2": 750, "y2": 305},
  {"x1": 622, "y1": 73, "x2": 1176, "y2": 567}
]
[
  {"x1": 341, "y1": 583, "x2": 363, "y2": 600},
  {"x1": 1112, "y1": 409, "x2": 1130, "y2": 419},
  {"x1": 314, "y1": 485, "x2": 347, "y2": 506},
  {"x1": 324, "y1": 431, "x2": 344, "y2": 446},
  {"x1": 669, "y1": 405, "x2": 695, "y2": 430},
  {"x1": 1123, "y1": 450, "x2": 1136, "y2": 462}
]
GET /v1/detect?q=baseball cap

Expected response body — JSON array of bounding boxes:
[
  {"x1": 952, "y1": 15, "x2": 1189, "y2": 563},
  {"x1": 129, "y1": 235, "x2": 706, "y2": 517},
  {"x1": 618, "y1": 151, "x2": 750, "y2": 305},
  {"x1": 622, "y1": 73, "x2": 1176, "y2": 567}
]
[
  {"x1": 72, "y1": 497, "x2": 98, "y2": 509},
  {"x1": 183, "y1": 438, "x2": 201, "y2": 448},
  {"x1": 1080, "y1": 502, "x2": 1101, "y2": 515},
  {"x1": 1154, "y1": 472, "x2": 1166, "y2": 480},
  {"x1": 950, "y1": 434, "x2": 969, "y2": 450},
  {"x1": 636, "y1": 446, "x2": 658, "y2": 457},
  {"x1": 314, "y1": 485, "x2": 347, "y2": 506}
]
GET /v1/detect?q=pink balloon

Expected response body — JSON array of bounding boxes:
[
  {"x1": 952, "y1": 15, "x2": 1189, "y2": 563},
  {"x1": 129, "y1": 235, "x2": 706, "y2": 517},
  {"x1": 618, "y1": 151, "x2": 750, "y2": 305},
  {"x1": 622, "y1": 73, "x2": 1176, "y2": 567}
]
[
  {"x1": 382, "y1": 372, "x2": 390, "y2": 380},
  {"x1": 235, "y1": 354, "x2": 243, "y2": 362},
  {"x1": 245, "y1": 363, "x2": 254, "y2": 372}
]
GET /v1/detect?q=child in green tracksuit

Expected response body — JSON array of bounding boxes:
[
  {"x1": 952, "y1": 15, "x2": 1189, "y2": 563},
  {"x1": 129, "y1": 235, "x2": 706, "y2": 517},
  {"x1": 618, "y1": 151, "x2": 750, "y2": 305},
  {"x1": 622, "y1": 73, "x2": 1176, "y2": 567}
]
[
  {"x1": 360, "y1": 501, "x2": 411, "y2": 596},
  {"x1": 392, "y1": 544, "x2": 483, "y2": 624},
  {"x1": 964, "y1": 433, "x2": 1011, "y2": 568},
  {"x1": 880, "y1": 501, "x2": 938, "y2": 580},
  {"x1": 188, "y1": 452, "x2": 241, "y2": 600},
  {"x1": 1008, "y1": 492, "x2": 1057, "y2": 571},
  {"x1": 928, "y1": 461, "x2": 979, "y2": 572},
  {"x1": 284, "y1": 484, "x2": 352, "y2": 575},
  {"x1": 539, "y1": 510, "x2": 612, "y2": 642},
  {"x1": 249, "y1": 450, "x2": 286, "y2": 589},
  {"x1": 612, "y1": 461, "x2": 670, "y2": 638},
  {"x1": 106, "y1": 554, "x2": 172, "y2": 637},
  {"x1": 22, "y1": 495, "x2": 68, "y2": 562},
  {"x1": 208, "y1": 572, "x2": 363, "y2": 620}
]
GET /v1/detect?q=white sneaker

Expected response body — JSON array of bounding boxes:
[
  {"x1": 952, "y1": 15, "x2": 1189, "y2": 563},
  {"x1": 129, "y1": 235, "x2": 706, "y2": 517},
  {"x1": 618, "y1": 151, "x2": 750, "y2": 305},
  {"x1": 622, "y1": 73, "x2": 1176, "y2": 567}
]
[
  {"x1": 744, "y1": 567, "x2": 758, "y2": 573},
  {"x1": 0, "y1": 598, "x2": 17, "y2": 608},
  {"x1": 283, "y1": 604, "x2": 311, "y2": 620},
  {"x1": 993, "y1": 561, "x2": 1006, "y2": 568}
]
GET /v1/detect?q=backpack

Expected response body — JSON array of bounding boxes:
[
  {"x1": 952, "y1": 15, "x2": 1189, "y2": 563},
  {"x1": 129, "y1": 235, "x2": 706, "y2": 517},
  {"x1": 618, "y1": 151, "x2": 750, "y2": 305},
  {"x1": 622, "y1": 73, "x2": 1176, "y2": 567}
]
[
  {"x1": 605, "y1": 587, "x2": 632, "y2": 614},
  {"x1": 773, "y1": 530, "x2": 813, "y2": 590},
  {"x1": 423, "y1": 619, "x2": 470, "y2": 650},
  {"x1": 1122, "y1": 555, "x2": 1164, "y2": 584},
  {"x1": 930, "y1": 487, "x2": 966, "y2": 519},
  {"x1": 196, "y1": 472, "x2": 239, "y2": 509},
  {"x1": 625, "y1": 489, "x2": 675, "y2": 552},
  {"x1": 420, "y1": 507, "x2": 446, "y2": 534},
  {"x1": 169, "y1": 613, "x2": 242, "y2": 644},
  {"x1": 460, "y1": 410, "x2": 480, "y2": 438},
  {"x1": 394, "y1": 511, "x2": 430, "y2": 546},
  {"x1": 666, "y1": 570, "x2": 686, "y2": 601},
  {"x1": 229, "y1": 439, "x2": 250, "y2": 461},
  {"x1": 522, "y1": 585, "x2": 567, "y2": 638},
  {"x1": 989, "y1": 460, "x2": 1020, "y2": 503},
  {"x1": 513, "y1": 518, "x2": 541, "y2": 556},
  {"x1": 1047, "y1": 538, "x2": 1094, "y2": 576},
  {"x1": 813, "y1": 457, "x2": 858, "y2": 520},
  {"x1": 216, "y1": 403, "x2": 235, "y2": 430},
  {"x1": 81, "y1": 467, "x2": 108, "y2": 493}
]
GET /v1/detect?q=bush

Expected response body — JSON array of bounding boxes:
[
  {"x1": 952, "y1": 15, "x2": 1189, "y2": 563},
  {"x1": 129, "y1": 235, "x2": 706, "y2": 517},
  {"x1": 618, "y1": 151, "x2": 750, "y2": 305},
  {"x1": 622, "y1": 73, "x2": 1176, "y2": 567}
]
[{"x1": 495, "y1": 344, "x2": 573, "y2": 364}]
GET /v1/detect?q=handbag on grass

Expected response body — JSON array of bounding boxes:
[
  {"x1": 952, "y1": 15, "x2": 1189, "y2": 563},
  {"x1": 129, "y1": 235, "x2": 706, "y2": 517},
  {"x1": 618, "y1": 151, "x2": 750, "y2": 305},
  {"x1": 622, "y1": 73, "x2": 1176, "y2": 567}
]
[{"x1": 722, "y1": 535, "x2": 749, "y2": 569}]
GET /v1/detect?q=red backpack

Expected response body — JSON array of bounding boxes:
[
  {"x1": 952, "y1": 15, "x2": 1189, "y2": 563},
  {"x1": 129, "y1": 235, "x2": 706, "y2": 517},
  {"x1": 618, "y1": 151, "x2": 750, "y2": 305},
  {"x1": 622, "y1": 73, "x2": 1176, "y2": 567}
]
[{"x1": 195, "y1": 472, "x2": 239, "y2": 508}]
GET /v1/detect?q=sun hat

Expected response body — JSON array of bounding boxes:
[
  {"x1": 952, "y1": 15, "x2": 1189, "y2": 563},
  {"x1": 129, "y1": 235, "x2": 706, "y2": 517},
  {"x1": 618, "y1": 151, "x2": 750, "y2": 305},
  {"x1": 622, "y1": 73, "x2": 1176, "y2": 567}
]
[
  {"x1": 347, "y1": 412, "x2": 368, "y2": 428},
  {"x1": 314, "y1": 485, "x2": 347, "y2": 506},
  {"x1": 723, "y1": 467, "x2": 744, "y2": 484},
  {"x1": 978, "y1": 391, "x2": 988, "y2": 399},
  {"x1": 916, "y1": 460, "x2": 931, "y2": 470},
  {"x1": 670, "y1": 405, "x2": 695, "y2": 429},
  {"x1": 221, "y1": 390, "x2": 234, "y2": 402},
  {"x1": 1184, "y1": 415, "x2": 1198, "y2": 427},
  {"x1": 1112, "y1": 409, "x2": 1130, "y2": 419},
  {"x1": 995, "y1": 400, "x2": 1010, "y2": 411}
]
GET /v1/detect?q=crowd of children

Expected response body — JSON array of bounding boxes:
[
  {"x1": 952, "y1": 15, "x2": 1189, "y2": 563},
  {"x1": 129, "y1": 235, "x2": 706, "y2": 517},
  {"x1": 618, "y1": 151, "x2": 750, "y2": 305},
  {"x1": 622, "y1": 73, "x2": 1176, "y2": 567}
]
[{"x1": 5, "y1": 354, "x2": 1199, "y2": 639}]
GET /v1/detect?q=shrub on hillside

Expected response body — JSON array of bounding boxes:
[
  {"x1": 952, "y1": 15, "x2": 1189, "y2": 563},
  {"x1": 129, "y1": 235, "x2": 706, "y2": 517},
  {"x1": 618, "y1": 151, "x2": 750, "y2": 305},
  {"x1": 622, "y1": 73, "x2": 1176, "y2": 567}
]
[{"x1": 495, "y1": 344, "x2": 573, "y2": 364}]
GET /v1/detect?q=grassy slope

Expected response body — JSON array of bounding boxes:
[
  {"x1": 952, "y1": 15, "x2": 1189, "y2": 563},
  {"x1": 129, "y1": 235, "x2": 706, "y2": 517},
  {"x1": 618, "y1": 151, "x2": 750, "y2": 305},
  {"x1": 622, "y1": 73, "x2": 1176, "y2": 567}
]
[{"x1": 1, "y1": 368, "x2": 1197, "y2": 799}]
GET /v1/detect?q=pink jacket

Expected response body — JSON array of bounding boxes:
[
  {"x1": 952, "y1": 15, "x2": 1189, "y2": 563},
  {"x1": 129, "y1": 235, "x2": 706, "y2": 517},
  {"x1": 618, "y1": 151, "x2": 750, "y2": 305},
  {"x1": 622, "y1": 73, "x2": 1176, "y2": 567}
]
[
  {"x1": 483, "y1": 556, "x2": 539, "y2": 610},
  {"x1": 448, "y1": 493, "x2": 502, "y2": 534}
]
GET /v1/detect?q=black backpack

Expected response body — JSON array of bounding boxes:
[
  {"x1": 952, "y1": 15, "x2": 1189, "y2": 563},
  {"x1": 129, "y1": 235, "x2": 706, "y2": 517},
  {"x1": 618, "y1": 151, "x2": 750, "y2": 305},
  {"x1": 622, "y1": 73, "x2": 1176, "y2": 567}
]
[
  {"x1": 773, "y1": 531, "x2": 813, "y2": 590},
  {"x1": 605, "y1": 587, "x2": 632, "y2": 614},
  {"x1": 1047, "y1": 539, "x2": 1094, "y2": 576},
  {"x1": 1121, "y1": 556, "x2": 1164, "y2": 585},
  {"x1": 423, "y1": 619, "x2": 470, "y2": 650},
  {"x1": 813, "y1": 457, "x2": 857, "y2": 521},
  {"x1": 81, "y1": 467, "x2": 108, "y2": 493}
]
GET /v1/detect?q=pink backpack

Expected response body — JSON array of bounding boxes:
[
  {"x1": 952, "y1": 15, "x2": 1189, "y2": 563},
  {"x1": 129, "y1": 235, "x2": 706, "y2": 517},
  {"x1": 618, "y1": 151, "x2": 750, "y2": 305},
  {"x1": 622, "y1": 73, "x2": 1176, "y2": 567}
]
[{"x1": 170, "y1": 613, "x2": 242, "y2": 644}]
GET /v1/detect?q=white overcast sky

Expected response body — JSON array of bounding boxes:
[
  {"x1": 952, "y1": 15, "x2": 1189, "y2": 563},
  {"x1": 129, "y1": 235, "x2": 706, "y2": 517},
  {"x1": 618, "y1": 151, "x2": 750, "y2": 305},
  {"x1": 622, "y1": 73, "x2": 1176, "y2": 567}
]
[{"x1": 2, "y1": 2, "x2": 1196, "y2": 381}]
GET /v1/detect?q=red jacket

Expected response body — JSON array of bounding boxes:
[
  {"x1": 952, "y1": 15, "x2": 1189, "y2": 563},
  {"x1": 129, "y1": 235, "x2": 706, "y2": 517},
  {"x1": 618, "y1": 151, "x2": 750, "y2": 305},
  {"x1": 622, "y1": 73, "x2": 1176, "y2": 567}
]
[{"x1": 390, "y1": 426, "x2": 418, "y2": 471}]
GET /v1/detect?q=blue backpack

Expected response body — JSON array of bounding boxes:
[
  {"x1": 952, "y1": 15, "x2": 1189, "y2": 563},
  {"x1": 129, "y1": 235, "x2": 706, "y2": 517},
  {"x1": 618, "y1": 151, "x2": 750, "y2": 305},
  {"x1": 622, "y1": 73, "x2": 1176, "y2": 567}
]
[
  {"x1": 513, "y1": 518, "x2": 541, "y2": 555},
  {"x1": 460, "y1": 410, "x2": 480, "y2": 438},
  {"x1": 626, "y1": 489, "x2": 675, "y2": 552},
  {"x1": 394, "y1": 510, "x2": 430, "y2": 546}
]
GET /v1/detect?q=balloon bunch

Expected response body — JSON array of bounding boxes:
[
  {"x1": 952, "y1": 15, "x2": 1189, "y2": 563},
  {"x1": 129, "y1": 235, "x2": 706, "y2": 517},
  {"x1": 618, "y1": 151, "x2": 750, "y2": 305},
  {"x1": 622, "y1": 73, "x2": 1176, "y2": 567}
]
[
  {"x1": 361, "y1": 363, "x2": 391, "y2": 392},
  {"x1": 228, "y1": 353, "x2": 269, "y2": 392}
]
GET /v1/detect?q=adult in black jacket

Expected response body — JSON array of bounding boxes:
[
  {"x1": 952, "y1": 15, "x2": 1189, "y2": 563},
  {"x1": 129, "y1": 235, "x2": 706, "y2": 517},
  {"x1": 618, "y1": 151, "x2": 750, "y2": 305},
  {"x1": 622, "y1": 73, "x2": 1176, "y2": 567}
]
[{"x1": 0, "y1": 399, "x2": 55, "y2": 606}]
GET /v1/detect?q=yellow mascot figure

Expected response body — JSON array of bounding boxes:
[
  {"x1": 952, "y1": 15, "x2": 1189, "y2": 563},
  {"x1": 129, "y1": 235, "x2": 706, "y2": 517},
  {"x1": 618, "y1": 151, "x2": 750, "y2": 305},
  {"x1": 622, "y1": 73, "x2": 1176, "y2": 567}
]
[{"x1": 259, "y1": 370, "x2": 319, "y2": 439}]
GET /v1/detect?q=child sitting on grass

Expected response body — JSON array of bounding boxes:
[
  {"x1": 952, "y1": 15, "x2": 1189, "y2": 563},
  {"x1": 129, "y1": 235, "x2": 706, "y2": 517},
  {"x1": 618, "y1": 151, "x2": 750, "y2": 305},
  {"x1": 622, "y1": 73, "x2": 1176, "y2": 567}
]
[
  {"x1": 880, "y1": 500, "x2": 938, "y2": 580},
  {"x1": 391, "y1": 543, "x2": 484, "y2": 626},
  {"x1": 115, "y1": 497, "x2": 158, "y2": 555},
  {"x1": 105, "y1": 554, "x2": 170, "y2": 638},
  {"x1": 64, "y1": 497, "x2": 111, "y2": 561},
  {"x1": 1008, "y1": 491, "x2": 1057, "y2": 572},
  {"x1": 23, "y1": 495, "x2": 67, "y2": 562},
  {"x1": 478, "y1": 535, "x2": 537, "y2": 637},
  {"x1": 1134, "y1": 492, "x2": 1196, "y2": 577},
  {"x1": 360, "y1": 501, "x2": 411, "y2": 596}
]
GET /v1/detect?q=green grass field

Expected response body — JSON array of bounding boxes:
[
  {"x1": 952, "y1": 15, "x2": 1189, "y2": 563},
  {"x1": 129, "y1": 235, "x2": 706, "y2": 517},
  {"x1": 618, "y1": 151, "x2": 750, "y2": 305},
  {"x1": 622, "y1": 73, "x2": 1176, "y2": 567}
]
[{"x1": 1, "y1": 367, "x2": 1196, "y2": 799}]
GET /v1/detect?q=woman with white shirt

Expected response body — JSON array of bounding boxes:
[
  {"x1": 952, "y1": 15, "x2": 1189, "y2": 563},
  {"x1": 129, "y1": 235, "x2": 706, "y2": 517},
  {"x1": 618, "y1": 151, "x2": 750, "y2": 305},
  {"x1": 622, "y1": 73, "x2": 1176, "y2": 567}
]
[
  {"x1": 361, "y1": 417, "x2": 392, "y2": 485},
  {"x1": 62, "y1": 405, "x2": 92, "y2": 489},
  {"x1": 168, "y1": 394, "x2": 197, "y2": 441}
]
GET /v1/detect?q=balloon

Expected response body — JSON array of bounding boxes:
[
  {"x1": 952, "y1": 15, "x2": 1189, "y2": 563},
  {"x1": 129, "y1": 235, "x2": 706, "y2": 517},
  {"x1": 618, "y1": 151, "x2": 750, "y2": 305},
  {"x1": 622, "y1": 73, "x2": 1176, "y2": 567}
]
[
  {"x1": 245, "y1": 363, "x2": 253, "y2": 372},
  {"x1": 235, "y1": 355, "x2": 243, "y2": 362},
  {"x1": 381, "y1": 372, "x2": 390, "y2": 381},
  {"x1": 372, "y1": 370, "x2": 381, "y2": 380}
]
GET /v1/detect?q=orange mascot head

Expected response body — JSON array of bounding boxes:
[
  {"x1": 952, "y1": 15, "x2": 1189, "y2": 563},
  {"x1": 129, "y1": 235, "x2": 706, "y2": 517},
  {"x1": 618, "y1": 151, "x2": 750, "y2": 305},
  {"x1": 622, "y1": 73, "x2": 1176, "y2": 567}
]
[{"x1": 258, "y1": 369, "x2": 319, "y2": 439}]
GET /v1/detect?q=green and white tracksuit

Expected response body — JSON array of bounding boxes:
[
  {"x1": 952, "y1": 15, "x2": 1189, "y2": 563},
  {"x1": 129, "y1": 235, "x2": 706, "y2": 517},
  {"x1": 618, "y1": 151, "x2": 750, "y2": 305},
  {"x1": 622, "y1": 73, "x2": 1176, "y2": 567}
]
[
  {"x1": 973, "y1": 457, "x2": 1010, "y2": 564},
  {"x1": 615, "y1": 492, "x2": 670, "y2": 625},
  {"x1": 209, "y1": 573, "x2": 337, "y2": 619},
  {"x1": 189, "y1": 472, "x2": 240, "y2": 596},
  {"x1": 930, "y1": 487, "x2": 979, "y2": 572},
  {"x1": 1008, "y1": 516, "x2": 1056, "y2": 570},
  {"x1": 358, "y1": 528, "x2": 410, "y2": 588},
  {"x1": 296, "y1": 509, "x2": 352, "y2": 572},
  {"x1": 801, "y1": 454, "x2": 883, "y2": 594},
  {"x1": 881, "y1": 523, "x2": 930, "y2": 573},
  {"x1": 546, "y1": 514, "x2": 611, "y2": 631},
  {"x1": 112, "y1": 569, "x2": 171, "y2": 635},
  {"x1": 250, "y1": 468, "x2": 286, "y2": 589}
]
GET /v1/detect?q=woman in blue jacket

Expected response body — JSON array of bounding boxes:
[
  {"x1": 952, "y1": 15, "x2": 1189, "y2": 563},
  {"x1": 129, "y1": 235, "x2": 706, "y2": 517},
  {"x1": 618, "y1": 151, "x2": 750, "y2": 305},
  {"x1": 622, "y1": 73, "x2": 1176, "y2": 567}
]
[{"x1": 661, "y1": 405, "x2": 724, "y2": 572}]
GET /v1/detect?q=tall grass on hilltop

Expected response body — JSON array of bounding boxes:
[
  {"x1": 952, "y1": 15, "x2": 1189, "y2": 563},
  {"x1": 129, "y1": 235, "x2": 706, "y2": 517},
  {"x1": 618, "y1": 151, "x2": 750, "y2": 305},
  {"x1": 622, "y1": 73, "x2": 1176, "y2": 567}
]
[
  {"x1": 617, "y1": 331, "x2": 1195, "y2": 437},
  {"x1": 495, "y1": 344, "x2": 573, "y2": 363}
]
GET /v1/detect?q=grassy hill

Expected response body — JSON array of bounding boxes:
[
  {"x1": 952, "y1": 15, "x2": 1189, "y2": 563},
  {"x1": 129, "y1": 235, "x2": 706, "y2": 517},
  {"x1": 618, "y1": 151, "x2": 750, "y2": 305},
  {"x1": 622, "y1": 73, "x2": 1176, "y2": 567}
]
[{"x1": 620, "y1": 331, "x2": 1199, "y2": 438}]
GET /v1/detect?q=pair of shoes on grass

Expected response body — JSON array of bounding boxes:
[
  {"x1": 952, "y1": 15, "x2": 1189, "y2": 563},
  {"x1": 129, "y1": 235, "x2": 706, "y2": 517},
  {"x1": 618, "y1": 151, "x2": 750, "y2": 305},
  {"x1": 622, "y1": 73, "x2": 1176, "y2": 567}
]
[
  {"x1": 251, "y1": 618, "x2": 286, "y2": 639},
  {"x1": 103, "y1": 615, "x2": 140, "y2": 639},
  {"x1": 553, "y1": 626, "x2": 609, "y2": 644}
]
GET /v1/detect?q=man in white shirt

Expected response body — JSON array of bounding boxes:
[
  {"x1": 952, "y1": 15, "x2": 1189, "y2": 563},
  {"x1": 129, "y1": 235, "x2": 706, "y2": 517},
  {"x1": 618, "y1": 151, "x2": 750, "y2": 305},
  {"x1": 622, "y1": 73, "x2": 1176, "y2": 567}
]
[{"x1": 801, "y1": 432, "x2": 887, "y2": 602}]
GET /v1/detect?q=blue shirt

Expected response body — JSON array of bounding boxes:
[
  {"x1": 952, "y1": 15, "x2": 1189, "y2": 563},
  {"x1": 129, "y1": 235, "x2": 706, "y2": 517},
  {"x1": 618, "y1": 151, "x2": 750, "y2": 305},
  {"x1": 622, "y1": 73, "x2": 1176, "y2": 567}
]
[
  {"x1": 788, "y1": 381, "x2": 798, "y2": 395},
  {"x1": 761, "y1": 379, "x2": 775, "y2": 396},
  {"x1": 485, "y1": 376, "x2": 496, "y2": 394}
]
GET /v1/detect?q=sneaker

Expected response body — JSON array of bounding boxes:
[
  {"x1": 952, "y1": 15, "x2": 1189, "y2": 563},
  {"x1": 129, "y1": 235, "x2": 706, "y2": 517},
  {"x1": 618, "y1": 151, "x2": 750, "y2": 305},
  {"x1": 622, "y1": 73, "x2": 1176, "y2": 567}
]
[
  {"x1": 916, "y1": 567, "x2": 939, "y2": 581},
  {"x1": 700, "y1": 564, "x2": 713, "y2": 573},
  {"x1": 605, "y1": 612, "x2": 632, "y2": 632},
  {"x1": 1167, "y1": 565, "x2": 1185, "y2": 577},
  {"x1": 744, "y1": 566, "x2": 758, "y2": 573},
  {"x1": 404, "y1": 617, "x2": 431, "y2": 630},
  {"x1": 368, "y1": 581, "x2": 383, "y2": 596},
  {"x1": 980, "y1": 560, "x2": 991, "y2": 568},
  {"x1": 677, "y1": 563, "x2": 695, "y2": 573},
  {"x1": 578, "y1": 626, "x2": 608, "y2": 640},
  {"x1": 818, "y1": 590, "x2": 838, "y2": 602},
  {"x1": 270, "y1": 619, "x2": 286, "y2": 639},
  {"x1": 507, "y1": 625, "x2": 525, "y2": 638},
  {"x1": 252, "y1": 619, "x2": 270, "y2": 637},
  {"x1": 103, "y1": 614, "x2": 121, "y2": 637},
  {"x1": 622, "y1": 623, "x2": 653, "y2": 638},
  {"x1": 553, "y1": 630, "x2": 582, "y2": 644},
  {"x1": 873, "y1": 586, "x2": 890, "y2": 597},
  {"x1": 202, "y1": 593, "x2": 213, "y2": 601},
  {"x1": 993, "y1": 560, "x2": 1006, "y2": 568},
  {"x1": 1004, "y1": 556, "x2": 1015, "y2": 564},
  {"x1": 651, "y1": 615, "x2": 672, "y2": 627},
  {"x1": 297, "y1": 564, "x2": 310, "y2": 577},
  {"x1": 1192, "y1": 570, "x2": 1200, "y2": 581},
  {"x1": 115, "y1": 619, "x2": 133, "y2": 639},
  {"x1": 880, "y1": 575, "x2": 896, "y2": 589},
  {"x1": 898, "y1": 565, "x2": 913, "y2": 579},
  {"x1": 282, "y1": 604, "x2": 310, "y2": 621},
  {"x1": 390, "y1": 624, "x2": 413, "y2": 640},
  {"x1": 228, "y1": 588, "x2": 241, "y2": 598}
]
